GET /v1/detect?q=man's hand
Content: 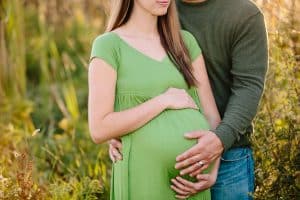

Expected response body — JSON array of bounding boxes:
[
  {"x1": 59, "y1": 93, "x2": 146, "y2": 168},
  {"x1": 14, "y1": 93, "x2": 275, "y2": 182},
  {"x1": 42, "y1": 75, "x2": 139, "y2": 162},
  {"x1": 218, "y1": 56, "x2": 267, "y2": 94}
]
[
  {"x1": 108, "y1": 138, "x2": 123, "y2": 162},
  {"x1": 175, "y1": 130, "x2": 223, "y2": 176},
  {"x1": 170, "y1": 173, "x2": 217, "y2": 199}
]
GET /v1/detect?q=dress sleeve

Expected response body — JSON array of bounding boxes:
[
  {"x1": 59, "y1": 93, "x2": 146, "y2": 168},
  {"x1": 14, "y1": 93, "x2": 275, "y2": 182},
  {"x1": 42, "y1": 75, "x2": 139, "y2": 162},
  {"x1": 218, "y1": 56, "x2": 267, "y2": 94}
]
[
  {"x1": 181, "y1": 30, "x2": 202, "y2": 62},
  {"x1": 90, "y1": 34, "x2": 119, "y2": 71}
]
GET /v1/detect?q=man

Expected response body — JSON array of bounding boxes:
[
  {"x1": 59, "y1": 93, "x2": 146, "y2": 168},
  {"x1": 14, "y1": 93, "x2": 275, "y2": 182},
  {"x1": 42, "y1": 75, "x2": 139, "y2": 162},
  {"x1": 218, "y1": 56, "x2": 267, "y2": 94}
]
[{"x1": 109, "y1": 0, "x2": 268, "y2": 199}]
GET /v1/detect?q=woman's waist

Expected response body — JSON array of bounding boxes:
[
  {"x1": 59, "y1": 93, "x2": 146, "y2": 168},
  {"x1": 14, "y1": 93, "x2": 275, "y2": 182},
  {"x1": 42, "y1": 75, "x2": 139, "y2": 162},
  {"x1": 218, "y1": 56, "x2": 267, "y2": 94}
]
[{"x1": 114, "y1": 88, "x2": 200, "y2": 111}]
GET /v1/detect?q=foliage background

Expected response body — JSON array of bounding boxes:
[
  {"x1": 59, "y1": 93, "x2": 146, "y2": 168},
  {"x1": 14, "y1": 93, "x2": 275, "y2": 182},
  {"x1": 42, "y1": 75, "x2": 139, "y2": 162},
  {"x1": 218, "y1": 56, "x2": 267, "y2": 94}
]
[{"x1": 0, "y1": 0, "x2": 299, "y2": 199}]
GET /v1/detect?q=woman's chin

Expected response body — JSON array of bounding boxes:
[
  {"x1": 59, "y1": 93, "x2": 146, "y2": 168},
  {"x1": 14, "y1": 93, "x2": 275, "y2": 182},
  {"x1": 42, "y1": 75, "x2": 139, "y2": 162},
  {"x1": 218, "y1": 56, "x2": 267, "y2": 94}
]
[{"x1": 152, "y1": 9, "x2": 168, "y2": 16}]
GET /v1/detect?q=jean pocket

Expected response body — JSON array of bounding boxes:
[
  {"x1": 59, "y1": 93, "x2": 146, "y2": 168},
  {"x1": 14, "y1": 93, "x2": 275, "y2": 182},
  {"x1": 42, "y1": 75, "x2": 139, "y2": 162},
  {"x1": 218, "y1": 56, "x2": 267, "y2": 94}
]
[{"x1": 221, "y1": 147, "x2": 252, "y2": 162}]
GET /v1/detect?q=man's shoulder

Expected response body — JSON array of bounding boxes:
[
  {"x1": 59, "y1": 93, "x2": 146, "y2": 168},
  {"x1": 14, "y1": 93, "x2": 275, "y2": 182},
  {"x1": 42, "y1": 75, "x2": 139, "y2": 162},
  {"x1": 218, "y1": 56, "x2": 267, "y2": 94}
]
[
  {"x1": 217, "y1": 0, "x2": 264, "y2": 27},
  {"x1": 227, "y1": 0, "x2": 262, "y2": 17}
]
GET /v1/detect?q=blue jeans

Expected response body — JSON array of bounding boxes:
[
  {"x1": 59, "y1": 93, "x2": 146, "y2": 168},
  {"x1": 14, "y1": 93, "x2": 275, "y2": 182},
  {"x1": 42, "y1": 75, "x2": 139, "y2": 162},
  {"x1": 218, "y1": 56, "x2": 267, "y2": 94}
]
[{"x1": 211, "y1": 147, "x2": 255, "y2": 200}]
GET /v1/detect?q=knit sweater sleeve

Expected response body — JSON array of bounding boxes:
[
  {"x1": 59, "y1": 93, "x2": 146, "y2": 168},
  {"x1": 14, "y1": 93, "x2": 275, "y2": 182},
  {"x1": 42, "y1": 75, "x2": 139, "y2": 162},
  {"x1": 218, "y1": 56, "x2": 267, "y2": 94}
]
[{"x1": 213, "y1": 12, "x2": 269, "y2": 151}]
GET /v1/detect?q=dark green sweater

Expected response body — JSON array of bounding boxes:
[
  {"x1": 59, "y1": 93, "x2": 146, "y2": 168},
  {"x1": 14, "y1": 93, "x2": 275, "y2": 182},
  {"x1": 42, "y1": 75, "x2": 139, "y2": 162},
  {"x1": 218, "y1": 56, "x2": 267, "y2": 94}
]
[{"x1": 176, "y1": 0, "x2": 268, "y2": 151}]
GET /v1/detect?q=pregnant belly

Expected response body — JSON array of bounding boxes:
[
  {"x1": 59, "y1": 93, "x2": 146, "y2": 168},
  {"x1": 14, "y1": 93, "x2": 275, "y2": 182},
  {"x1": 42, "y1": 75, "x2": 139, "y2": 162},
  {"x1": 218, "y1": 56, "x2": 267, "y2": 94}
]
[{"x1": 127, "y1": 108, "x2": 211, "y2": 177}]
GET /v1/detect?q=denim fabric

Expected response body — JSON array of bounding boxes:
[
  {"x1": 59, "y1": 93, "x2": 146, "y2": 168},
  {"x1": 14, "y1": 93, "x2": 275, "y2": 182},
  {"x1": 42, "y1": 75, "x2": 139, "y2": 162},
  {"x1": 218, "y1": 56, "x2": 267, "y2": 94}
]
[{"x1": 211, "y1": 147, "x2": 255, "y2": 200}]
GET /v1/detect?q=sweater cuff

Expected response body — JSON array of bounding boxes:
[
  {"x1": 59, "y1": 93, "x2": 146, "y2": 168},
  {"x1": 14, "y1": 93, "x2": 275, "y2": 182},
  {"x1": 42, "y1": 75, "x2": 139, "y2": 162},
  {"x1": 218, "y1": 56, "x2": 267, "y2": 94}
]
[{"x1": 211, "y1": 124, "x2": 237, "y2": 152}]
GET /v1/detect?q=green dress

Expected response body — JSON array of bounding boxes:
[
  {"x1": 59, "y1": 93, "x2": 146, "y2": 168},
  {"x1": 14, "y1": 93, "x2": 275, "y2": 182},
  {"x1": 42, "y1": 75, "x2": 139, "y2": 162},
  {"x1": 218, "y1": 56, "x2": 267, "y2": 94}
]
[{"x1": 90, "y1": 30, "x2": 212, "y2": 200}]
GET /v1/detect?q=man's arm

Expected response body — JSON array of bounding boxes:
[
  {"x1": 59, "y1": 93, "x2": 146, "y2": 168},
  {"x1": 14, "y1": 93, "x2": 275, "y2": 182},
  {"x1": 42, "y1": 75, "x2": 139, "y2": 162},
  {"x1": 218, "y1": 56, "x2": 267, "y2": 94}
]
[
  {"x1": 174, "y1": 11, "x2": 269, "y2": 176},
  {"x1": 213, "y1": 12, "x2": 269, "y2": 151}
]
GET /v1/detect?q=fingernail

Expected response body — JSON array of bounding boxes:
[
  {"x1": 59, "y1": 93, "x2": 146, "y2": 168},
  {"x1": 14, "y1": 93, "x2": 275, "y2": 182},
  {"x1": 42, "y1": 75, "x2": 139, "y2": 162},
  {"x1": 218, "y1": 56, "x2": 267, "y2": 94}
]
[
  {"x1": 176, "y1": 156, "x2": 183, "y2": 161},
  {"x1": 180, "y1": 171, "x2": 184, "y2": 175},
  {"x1": 184, "y1": 133, "x2": 190, "y2": 136}
]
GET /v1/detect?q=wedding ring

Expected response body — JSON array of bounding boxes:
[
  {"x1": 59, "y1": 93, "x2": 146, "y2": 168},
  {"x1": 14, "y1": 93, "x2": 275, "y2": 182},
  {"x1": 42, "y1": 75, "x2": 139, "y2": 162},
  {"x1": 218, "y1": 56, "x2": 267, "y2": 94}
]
[{"x1": 197, "y1": 160, "x2": 204, "y2": 168}]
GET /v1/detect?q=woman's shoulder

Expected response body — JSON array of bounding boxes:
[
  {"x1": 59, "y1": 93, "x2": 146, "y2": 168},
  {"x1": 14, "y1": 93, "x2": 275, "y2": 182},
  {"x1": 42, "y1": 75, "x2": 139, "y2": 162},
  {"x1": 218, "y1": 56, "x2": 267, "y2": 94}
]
[
  {"x1": 180, "y1": 30, "x2": 198, "y2": 45},
  {"x1": 180, "y1": 29, "x2": 202, "y2": 61},
  {"x1": 90, "y1": 32, "x2": 121, "y2": 68},
  {"x1": 91, "y1": 32, "x2": 120, "y2": 49},
  {"x1": 180, "y1": 29, "x2": 193, "y2": 37}
]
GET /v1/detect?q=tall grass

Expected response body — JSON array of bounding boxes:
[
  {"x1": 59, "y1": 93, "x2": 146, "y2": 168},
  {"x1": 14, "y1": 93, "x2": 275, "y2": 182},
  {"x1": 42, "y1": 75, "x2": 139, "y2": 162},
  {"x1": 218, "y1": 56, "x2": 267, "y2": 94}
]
[
  {"x1": 252, "y1": 0, "x2": 300, "y2": 199},
  {"x1": 0, "y1": 0, "x2": 109, "y2": 199}
]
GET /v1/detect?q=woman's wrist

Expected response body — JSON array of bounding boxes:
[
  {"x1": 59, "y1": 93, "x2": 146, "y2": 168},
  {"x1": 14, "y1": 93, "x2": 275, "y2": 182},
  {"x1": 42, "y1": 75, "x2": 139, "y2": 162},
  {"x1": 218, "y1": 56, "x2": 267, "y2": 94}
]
[{"x1": 155, "y1": 94, "x2": 169, "y2": 110}]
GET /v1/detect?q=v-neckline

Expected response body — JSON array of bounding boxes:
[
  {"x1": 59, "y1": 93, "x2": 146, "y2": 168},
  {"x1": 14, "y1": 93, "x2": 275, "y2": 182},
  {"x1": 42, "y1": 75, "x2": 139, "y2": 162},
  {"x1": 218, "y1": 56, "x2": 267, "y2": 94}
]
[{"x1": 110, "y1": 31, "x2": 168, "y2": 63}]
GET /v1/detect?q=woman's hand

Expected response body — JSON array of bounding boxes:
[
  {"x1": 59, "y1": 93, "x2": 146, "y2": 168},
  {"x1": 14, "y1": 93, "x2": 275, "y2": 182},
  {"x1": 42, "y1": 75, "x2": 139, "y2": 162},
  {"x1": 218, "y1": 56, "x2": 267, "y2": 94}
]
[
  {"x1": 159, "y1": 88, "x2": 198, "y2": 110},
  {"x1": 170, "y1": 173, "x2": 218, "y2": 199},
  {"x1": 108, "y1": 138, "x2": 123, "y2": 162}
]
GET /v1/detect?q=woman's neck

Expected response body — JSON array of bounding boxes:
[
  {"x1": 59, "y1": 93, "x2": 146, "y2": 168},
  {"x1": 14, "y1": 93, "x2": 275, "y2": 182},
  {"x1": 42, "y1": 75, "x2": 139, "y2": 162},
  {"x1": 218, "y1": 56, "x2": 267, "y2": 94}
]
[{"x1": 122, "y1": 4, "x2": 159, "y2": 38}]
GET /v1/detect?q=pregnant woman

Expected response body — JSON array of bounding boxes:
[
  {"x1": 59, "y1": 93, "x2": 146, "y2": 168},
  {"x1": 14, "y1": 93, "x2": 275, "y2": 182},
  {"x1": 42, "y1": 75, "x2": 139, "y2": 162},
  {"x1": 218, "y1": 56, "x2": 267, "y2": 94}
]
[{"x1": 88, "y1": 0, "x2": 221, "y2": 199}]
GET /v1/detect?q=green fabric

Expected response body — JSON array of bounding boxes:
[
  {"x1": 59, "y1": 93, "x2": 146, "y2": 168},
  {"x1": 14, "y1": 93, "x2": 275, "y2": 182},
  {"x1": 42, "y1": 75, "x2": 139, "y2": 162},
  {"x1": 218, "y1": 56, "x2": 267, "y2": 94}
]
[
  {"x1": 90, "y1": 30, "x2": 212, "y2": 200},
  {"x1": 90, "y1": 34, "x2": 119, "y2": 70},
  {"x1": 176, "y1": 0, "x2": 269, "y2": 151}
]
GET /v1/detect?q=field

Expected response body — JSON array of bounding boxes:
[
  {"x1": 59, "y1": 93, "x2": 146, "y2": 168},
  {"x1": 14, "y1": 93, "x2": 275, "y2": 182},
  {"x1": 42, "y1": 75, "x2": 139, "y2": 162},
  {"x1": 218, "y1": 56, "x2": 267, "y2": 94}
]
[{"x1": 0, "y1": 0, "x2": 299, "y2": 199}]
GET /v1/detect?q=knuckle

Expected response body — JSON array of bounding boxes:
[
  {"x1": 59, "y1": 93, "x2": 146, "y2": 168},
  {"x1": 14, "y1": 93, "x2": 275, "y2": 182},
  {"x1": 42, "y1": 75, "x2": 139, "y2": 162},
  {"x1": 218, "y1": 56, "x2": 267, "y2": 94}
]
[
  {"x1": 179, "y1": 190, "x2": 187, "y2": 195},
  {"x1": 111, "y1": 138, "x2": 117, "y2": 143},
  {"x1": 191, "y1": 157, "x2": 198, "y2": 163},
  {"x1": 202, "y1": 164, "x2": 209, "y2": 170},
  {"x1": 116, "y1": 139, "x2": 121, "y2": 144},
  {"x1": 196, "y1": 154, "x2": 202, "y2": 159},
  {"x1": 195, "y1": 185, "x2": 201, "y2": 191},
  {"x1": 184, "y1": 160, "x2": 190, "y2": 166},
  {"x1": 192, "y1": 185, "x2": 198, "y2": 190},
  {"x1": 192, "y1": 164, "x2": 198, "y2": 170},
  {"x1": 117, "y1": 143, "x2": 122, "y2": 148}
]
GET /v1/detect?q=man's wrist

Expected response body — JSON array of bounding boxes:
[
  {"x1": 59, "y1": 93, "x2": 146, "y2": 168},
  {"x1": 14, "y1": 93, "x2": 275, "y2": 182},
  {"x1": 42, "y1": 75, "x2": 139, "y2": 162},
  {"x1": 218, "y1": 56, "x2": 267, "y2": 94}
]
[
  {"x1": 210, "y1": 125, "x2": 236, "y2": 152},
  {"x1": 209, "y1": 129, "x2": 224, "y2": 152}
]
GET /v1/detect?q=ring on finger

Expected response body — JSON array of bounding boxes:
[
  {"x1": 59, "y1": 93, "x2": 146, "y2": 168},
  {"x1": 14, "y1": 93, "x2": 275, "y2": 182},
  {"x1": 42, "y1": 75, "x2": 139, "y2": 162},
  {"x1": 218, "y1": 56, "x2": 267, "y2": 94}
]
[{"x1": 196, "y1": 160, "x2": 205, "y2": 168}]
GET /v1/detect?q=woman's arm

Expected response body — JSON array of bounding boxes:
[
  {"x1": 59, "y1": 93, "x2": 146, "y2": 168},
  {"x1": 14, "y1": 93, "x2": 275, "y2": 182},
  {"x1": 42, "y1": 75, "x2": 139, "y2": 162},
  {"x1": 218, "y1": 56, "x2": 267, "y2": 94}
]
[
  {"x1": 191, "y1": 55, "x2": 221, "y2": 129},
  {"x1": 191, "y1": 54, "x2": 221, "y2": 173},
  {"x1": 88, "y1": 58, "x2": 198, "y2": 144}
]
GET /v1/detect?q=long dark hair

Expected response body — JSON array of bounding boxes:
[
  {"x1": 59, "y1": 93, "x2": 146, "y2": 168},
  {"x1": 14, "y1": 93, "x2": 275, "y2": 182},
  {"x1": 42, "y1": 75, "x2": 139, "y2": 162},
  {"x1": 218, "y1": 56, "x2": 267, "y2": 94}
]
[{"x1": 106, "y1": 0, "x2": 197, "y2": 88}]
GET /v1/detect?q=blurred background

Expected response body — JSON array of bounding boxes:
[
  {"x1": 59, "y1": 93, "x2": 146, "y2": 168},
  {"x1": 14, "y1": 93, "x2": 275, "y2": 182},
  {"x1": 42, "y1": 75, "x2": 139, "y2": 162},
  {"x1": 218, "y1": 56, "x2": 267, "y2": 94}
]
[{"x1": 0, "y1": 0, "x2": 299, "y2": 199}]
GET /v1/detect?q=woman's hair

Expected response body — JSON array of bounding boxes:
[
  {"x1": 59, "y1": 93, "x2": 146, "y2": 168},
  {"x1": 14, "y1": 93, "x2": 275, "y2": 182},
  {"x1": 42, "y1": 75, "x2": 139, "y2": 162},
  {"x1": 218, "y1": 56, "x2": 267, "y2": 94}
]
[{"x1": 106, "y1": 0, "x2": 197, "y2": 88}]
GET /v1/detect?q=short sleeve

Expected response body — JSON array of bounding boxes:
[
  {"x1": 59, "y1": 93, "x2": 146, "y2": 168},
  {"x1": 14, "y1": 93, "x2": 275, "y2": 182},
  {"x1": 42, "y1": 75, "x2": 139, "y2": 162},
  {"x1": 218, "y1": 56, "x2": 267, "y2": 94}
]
[
  {"x1": 181, "y1": 30, "x2": 202, "y2": 62},
  {"x1": 90, "y1": 33, "x2": 119, "y2": 71}
]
